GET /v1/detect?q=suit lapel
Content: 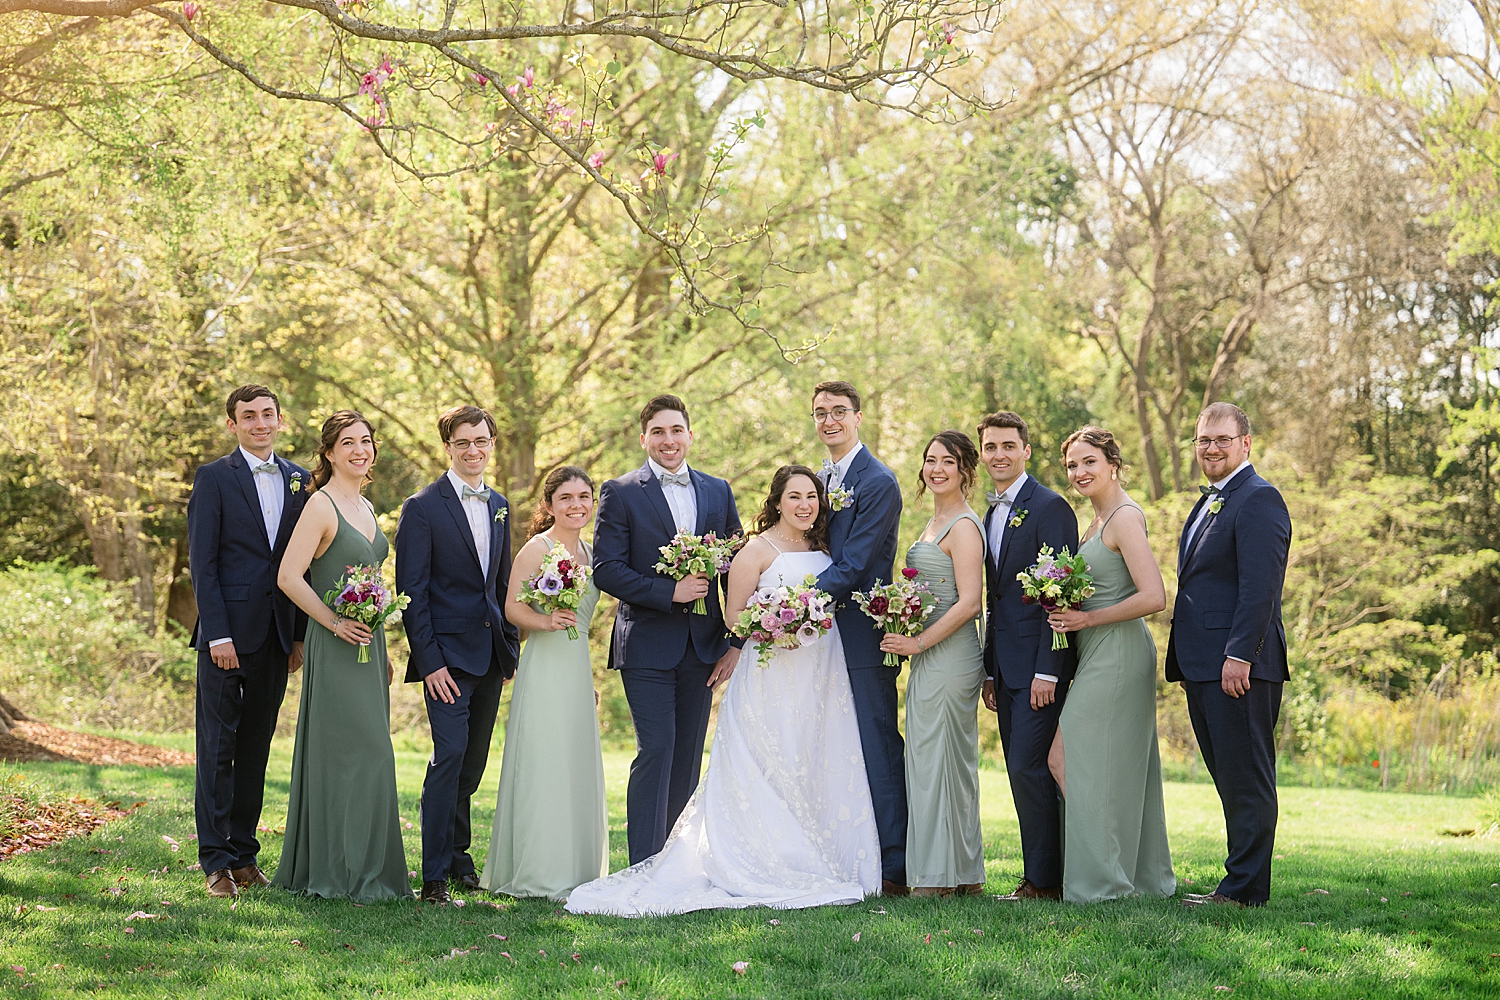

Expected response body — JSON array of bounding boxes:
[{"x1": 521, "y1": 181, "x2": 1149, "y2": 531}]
[
  {"x1": 438, "y1": 476, "x2": 484, "y2": 574},
  {"x1": 689, "y1": 469, "x2": 711, "y2": 535},
  {"x1": 995, "y1": 476, "x2": 1037, "y2": 573},
  {"x1": 228, "y1": 450, "x2": 272, "y2": 553},
  {"x1": 1183, "y1": 464, "x2": 1254, "y2": 572},
  {"x1": 486, "y1": 492, "x2": 506, "y2": 585},
  {"x1": 270, "y1": 456, "x2": 300, "y2": 551},
  {"x1": 639, "y1": 465, "x2": 679, "y2": 538}
]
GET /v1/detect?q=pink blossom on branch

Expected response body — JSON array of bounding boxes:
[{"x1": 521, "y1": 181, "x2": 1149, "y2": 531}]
[
  {"x1": 473, "y1": 74, "x2": 488, "y2": 87},
  {"x1": 587, "y1": 150, "x2": 605, "y2": 170},
  {"x1": 519, "y1": 66, "x2": 535, "y2": 89},
  {"x1": 943, "y1": 23, "x2": 957, "y2": 45},
  {"x1": 181, "y1": 1, "x2": 198, "y2": 21},
  {"x1": 646, "y1": 150, "x2": 678, "y2": 178}
]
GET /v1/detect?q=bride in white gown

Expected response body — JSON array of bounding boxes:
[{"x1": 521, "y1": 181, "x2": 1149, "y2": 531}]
[{"x1": 565, "y1": 465, "x2": 882, "y2": 916}]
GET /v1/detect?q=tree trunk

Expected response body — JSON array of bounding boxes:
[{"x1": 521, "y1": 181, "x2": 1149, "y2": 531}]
[
  {"x1": 0, "y1": 690, "x2": 28, "y2": 737},
  {"x1": 165, "y1": 534, "x2": 197, "y2": 636},
  {"x1": 1131, "y1": 323, "x2": 1167, "y2": 500}
]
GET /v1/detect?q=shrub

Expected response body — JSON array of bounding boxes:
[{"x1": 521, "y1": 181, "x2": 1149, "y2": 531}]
[{"x1": 0, "y1": 561, "x2": 196, "y2": 732}]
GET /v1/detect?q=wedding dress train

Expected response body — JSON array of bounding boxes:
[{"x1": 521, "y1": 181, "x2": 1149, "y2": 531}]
[{"x1": 564, "y1": 550, "x2": 882, "y2": 916}]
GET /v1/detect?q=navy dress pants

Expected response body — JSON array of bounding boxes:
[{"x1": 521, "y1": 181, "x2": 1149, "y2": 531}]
[
  {"x1": 994, "y1": 679, "x2": 1066, "y2": 889},
  {"x1": 1183, "y1": 678, "x2": 1283, "y2": 905},
  {"x1": 420, "y1": 662, "x2": 504, "y2": 882},
  {"x1": 846, "y1": 663, "x2": 908, "y2": 885},
  {"x1": 620, "y1": 648, "x2": 715, "y2": 864},
  {"x1": 194, "y1": 628, "x2": 289, "y2": 875}
]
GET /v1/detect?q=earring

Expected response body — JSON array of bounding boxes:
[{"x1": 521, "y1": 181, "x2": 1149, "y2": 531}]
[{"x1": 1111, "y1": 471, "x2": 1118, "y2": 481}]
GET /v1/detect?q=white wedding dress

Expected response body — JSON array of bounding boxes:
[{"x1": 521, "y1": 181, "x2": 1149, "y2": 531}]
[{"x1": 564, "y1": 549, "x2": 882, "y2": 916}]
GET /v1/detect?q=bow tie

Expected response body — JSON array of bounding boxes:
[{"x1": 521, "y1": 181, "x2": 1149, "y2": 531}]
[
  {"x1": 1199, "y1": 485, "x2": 1221, "y2": 496},
  {"x1": 660, "y1": 470, "x2": 691, "y2": 488},
  {"x1": 461, "y1": 484, "x2": 492, "y2": 501},
  {"x1": 987, "y1": 491, "x2": 1011, "y2": 507},
  {"x1": 252, "y1": 461, "x2": 278, "y2": 475}
]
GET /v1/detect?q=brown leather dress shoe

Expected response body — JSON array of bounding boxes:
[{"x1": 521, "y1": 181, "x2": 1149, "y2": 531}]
[
  {"x1": 996, "y1": 878, "x2": 1062, "y2": 901},
  {"x1": 419, "y1": 880, "x2": 452, "y2": 904},
  {"x1": 1180, "y1": 891, "x2": 1245, "y2": 909},
  {"x1": 911, "y1": 886, "x2": 955, "y2": 898},
  {"x1": 881, "y1": 879, "x2": 910, "y2": 898},
  {"x1": 230, "y1": 864, "x2": 271, "y2": 888},
  {"x1": 206, "y1": 868, "x2": 239, "y2": 898},
  {"x1": 957, "y1": 883, "x2": 985, "y2": 896}
]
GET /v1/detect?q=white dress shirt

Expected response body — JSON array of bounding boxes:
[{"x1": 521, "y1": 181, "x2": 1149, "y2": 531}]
[
  {"x1": 1185, "y1": 458, "x2": 1251, "y2": 552},
  {"x1": 447, "y1": 468, "x2": 492, "y2": 579},
  {"x1": 984, "y1": 473, "x2": 1057, "y2": 684},
  {"x1": 985, "y1": 472, "x2": 1028, "y2": 566},
  {"x1": 1186, "y1": 458, "x2": 1252, "y2": 666},
  {"x1": 210, "y1": 447, "x2": 285, "y2": 649},
  {"x1": 824, "y1": 441, "x2": 864, "y2": 490},
  {"x1": 243, "y1": 446, "x2": 284, "y2": 549},
  {"x1": 649, "y1": 457, "x2": 698, "y2": 534}
]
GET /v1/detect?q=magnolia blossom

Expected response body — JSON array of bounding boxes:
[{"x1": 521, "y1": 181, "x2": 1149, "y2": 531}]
[
  {"x1": 519, "y1": 66, "x2": 535, "y2": 89},
  {"x1": 586, "y1": 150, "x2": 605, "y2": 170},
  {"x1": 648, "y1": 151, "x2": 678, "y2": 178},
  {"x1": 473, "y1": 74, "x2": 489, "y2": 87},
  {"x1": 182, "y1": 1, "x2": 198, "y2": 21}
]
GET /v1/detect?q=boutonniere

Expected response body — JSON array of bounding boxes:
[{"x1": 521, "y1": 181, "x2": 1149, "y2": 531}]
[
  {"x1": 1009, "y1": 508, "x2": 1028, "y2": 529},
  {"x1": 289, "y1": 471, "x2": 302, "y2": 494},
  {"x1": 494, "y1": 506, "x2": 507, "y2": 524},
  {"x1": 1208, "y1": 498, "x2": 1225, "y2": 515},
  {"x1": 827, "y1": 484, "x2": 854, "y2": 512}
]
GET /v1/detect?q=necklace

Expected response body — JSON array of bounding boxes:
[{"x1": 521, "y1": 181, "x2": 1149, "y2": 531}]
[
  {"x1": 773, "y1": 525, "x2": 805, "y2": 548},
  {"x1": 328, "y1": 480, "x2": 362, "y2": 515}
]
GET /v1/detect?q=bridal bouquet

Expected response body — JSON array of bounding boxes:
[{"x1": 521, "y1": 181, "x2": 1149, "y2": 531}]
[
  {"x1": 654, "y1": 530, "x2": 738, "y2": 614},
  {"x1": 731, "y1": 574, "x2": 835, "y2": 667},
  {"x1": 517, "y1": 541, "x2": 592, "y2": 640},
  {"x1": 1017, "y1": 544, "x2": 1096, "y2": 650},
  {"x1": 324, "y1": 564, "x2": 411, "y2": 662},
  {"x1": 852, "y1": 568, "x2": 938, "y2": 666}
]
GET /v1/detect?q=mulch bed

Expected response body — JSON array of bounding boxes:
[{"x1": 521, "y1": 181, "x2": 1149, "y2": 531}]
[
  {"x1": 0, "y1": 793, "x2": 138, "y2": 861},
  {"x1": 0, "y1": 721, "x2": 194, "y2": 767}
]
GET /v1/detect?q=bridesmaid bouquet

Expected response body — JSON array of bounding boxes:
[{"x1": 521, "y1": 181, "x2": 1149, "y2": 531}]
[
  {"x1": 1017, "y1": 544, "x2": 1096, "y2": 650},
  {"x1": 852, "y1": 568, "x2": 938, "y2": 666},
  {"x1": 731, "y1": 574, "x2": 835, "y2": 667},
  {"x1": 654, "y1": 530, "x2": 739, "y2": 614},
  {"x1": 517, "y1": 541, "x2": 593, "y2": 640},
  {"x1": 324, "y1": 564, "x2": 411, "y2": 662}
]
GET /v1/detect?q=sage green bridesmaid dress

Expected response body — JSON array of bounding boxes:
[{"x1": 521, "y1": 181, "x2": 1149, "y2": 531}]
[
  {"x1": 273, "y1": 500, "x2": 412, "y2": 902},
  {"x1": 1057, "y1": 504, "x2": 1176, "y2": 903},
  {"x1": 480, "y1": 536, "x2": 607, "y2": 900},
  {"x1": 903, "y1": 511, "x2": 988, "y2": 890}
]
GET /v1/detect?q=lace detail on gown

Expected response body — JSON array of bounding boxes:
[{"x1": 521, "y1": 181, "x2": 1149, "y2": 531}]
[{"x1": 564, "y1": 550, "x2": 883, "y2": 916}]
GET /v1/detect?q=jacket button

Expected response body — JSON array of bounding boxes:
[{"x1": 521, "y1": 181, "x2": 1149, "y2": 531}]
[{"x1": 484, "y1": 622, "x2": 491, "y2": 628}]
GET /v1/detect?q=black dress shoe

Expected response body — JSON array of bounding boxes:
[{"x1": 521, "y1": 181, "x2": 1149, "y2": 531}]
[
  {"x1": 451, "y1": 871, "x2": 481, "y2": 892},
  {"x1": 419, "y1": 880, "x2": 451, "y2": 903}
]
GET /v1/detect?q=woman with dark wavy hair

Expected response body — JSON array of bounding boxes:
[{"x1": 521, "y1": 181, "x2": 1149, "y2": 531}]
[
  {"x1": 884, "y1": 430, "x2": 988, "y2": 896},
  {"x1": 275, "y1": 411, "x2": 412, "y2": 901},
  {"x1": 566, "y1": 464, "x2": 881, "y2": 916}
]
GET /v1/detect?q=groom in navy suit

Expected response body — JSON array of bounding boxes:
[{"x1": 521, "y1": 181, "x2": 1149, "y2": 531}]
[
  {"x1": 188, "y1": 384, "x2": 309, "y2": 898},
  {"x1": 1169, "y1": 402, "x2": 1291, "y2": 908},
  {"x1": 978, "y1": 411, "x2": 1078, "y2": 901},
  {"x1": 594, "y1": 394, "x2": 742, "y2": 865},
  {"x1": 809, "y1": 380, "x2": 908, "y2": 895},
  {"x1": 396, "y1": 405, "x2": 520, "y2": 903}
]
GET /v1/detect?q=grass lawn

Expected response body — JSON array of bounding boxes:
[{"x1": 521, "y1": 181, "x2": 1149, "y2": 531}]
[{"x1": 1, "y1": 736, "x2": 1497, "y2": 999}]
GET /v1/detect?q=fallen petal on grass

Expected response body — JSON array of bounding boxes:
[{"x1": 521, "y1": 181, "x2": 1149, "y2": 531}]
[
  {"x1": 732, "y1": 961, "x2": 750, "y2": 974},
  {"x1": 852, "y1": 932, "x2": 861, "y2": 942},
  {"x1": 487, "y1": 934, "x2": 507, "y2": 940}
]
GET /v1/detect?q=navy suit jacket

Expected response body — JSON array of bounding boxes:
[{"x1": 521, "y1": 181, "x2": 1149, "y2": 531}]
[
  {"x1": 187, "y1": 450, "x2": 309, "y2": 656},
  {"x1": 396, "y1": 477, "x2": 520, "y2": 683},
  {"x1": 982, "y1": 476, "x2": 1080, "y2": 688},
  {"x1": 1165, "y1": 465, "x2": 1292, "y2": 684},
  {"x1": 594, "y1": 464, "x2": 741, "y2": 670},
  {"x1": 817, "y1": 447, "x2": 902, "y2": 672}
]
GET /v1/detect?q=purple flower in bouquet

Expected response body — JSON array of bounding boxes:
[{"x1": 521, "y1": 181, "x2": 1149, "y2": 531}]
[
  {"x1": 536, "y1": 572, "x2": 564, "y2": 596},
  {"x1": 852, "y1": 576, "x2": 937, "y2": 666}
]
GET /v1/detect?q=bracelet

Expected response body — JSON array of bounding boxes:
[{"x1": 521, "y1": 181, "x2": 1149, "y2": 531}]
[{"x1": 917, "y1": 636, "x2": 925, "y2": 652}]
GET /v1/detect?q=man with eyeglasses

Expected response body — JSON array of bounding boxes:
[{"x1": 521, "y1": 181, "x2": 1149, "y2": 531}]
[
  {"x1": 396, "y1": 405, "x2": 521, "y2": 903},
  {"x1": 809, "y1": 379, "x2": 909, "y2": 896},
  {"x1": 1167, "y1": 401, "x2": 1291, "y2": 909}
]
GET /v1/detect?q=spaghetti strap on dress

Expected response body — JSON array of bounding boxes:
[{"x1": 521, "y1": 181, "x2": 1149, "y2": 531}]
[
  {"x1": 1057, "y1": 505, "x2": 1175, "y2": 903},
  {"x1": 903, "y1": 510, "x2": 988, "y2": 890}
]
